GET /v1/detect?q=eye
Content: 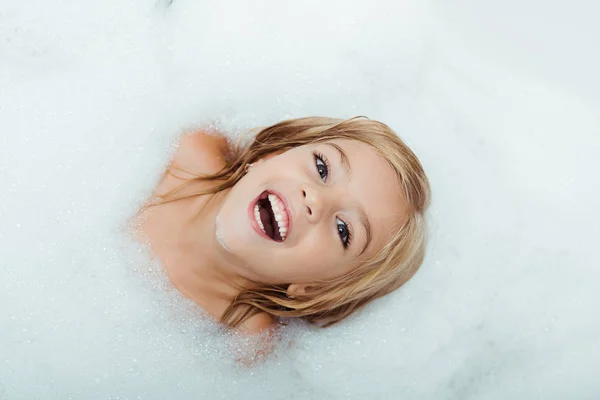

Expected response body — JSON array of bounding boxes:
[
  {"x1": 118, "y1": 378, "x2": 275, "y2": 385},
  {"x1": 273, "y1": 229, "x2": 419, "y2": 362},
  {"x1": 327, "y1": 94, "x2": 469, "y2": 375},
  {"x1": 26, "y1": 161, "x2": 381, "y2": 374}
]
[
  {"x1": 313, "y1": 151, "x2": 330, "y2": 182},
  {"x1": 337, "y1": 217, "x2": 353, "y2": 249},
  {"x1": 312, "y1": 150, "x2": 352, "y2": 250}
]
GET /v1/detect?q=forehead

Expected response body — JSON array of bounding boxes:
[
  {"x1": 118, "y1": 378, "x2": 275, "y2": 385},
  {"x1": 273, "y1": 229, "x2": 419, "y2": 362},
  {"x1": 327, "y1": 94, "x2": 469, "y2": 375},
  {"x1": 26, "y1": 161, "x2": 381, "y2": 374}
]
[{"x1": 318, "y1": 138, "x2": 409, "y2": 250}]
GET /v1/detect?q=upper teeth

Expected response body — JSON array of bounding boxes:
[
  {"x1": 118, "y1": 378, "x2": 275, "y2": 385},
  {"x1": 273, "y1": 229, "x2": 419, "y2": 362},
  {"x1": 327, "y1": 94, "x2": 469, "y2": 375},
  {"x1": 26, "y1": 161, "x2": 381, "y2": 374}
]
[
  {"x1": 269, "y1": 194, "x2": 289, "y2": 236},
  {"x1": 253, "y1": 193, "x2": 289, "y2": 240}
]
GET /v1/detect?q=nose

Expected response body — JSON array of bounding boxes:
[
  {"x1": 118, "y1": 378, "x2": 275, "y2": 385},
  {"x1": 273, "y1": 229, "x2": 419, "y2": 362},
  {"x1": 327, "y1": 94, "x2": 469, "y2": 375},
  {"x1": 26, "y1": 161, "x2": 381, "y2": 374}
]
[{"x1": 302, "y1": 184, "x2": 329, "y2": 223}]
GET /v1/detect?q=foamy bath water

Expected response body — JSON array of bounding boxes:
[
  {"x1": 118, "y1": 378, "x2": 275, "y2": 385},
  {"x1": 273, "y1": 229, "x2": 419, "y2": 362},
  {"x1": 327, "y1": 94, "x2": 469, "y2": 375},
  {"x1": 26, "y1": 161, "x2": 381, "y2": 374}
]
[{"x1": 1, "y1": 0, "x2": 599, "y2": 398}]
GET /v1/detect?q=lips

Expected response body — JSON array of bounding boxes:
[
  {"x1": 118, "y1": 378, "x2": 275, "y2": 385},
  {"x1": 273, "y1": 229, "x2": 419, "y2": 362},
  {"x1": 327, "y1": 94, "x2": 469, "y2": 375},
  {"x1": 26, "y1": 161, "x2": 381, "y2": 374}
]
[{"x1": 248, "y1": 189, "x2": 292, "y2": 242}]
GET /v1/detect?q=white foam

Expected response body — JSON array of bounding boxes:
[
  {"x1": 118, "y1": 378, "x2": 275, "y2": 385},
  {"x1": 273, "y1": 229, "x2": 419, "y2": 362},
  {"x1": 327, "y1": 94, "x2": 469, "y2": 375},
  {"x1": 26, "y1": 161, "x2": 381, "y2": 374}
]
[
  {"x1": 215, "y1": 212, "x2": 231, "y2": 253},
  {"x1": 1, "y1": 0, "x2": 599, "y2": 398}
]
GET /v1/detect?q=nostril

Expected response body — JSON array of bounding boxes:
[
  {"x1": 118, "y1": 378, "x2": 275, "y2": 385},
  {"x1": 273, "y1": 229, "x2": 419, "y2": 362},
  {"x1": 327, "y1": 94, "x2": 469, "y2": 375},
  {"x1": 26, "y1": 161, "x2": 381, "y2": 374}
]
[
  {"x1": 302, "y1": 190, "x2": 306, "y2": 197},
  {"x1": 307, "y1": 207, "x2": 312, "y2": 215}
]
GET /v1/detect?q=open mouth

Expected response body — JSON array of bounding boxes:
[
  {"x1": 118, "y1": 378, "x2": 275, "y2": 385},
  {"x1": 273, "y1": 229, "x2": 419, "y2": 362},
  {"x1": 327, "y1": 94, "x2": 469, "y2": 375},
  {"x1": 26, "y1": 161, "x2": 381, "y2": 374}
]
[{"x1": 253, "y1": 190, "x2": 289, "y2": 242}]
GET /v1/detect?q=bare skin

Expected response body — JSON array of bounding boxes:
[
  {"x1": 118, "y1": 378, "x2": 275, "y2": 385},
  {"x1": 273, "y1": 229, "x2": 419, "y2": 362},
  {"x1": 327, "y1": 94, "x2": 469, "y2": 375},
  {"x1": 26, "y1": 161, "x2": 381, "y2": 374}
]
[
  {"x1": 133, "y1": 132, "x2": 264, "y2": 329},
  {"x1": 134, "y1": 129, "x2": 409, "y2": 333}
]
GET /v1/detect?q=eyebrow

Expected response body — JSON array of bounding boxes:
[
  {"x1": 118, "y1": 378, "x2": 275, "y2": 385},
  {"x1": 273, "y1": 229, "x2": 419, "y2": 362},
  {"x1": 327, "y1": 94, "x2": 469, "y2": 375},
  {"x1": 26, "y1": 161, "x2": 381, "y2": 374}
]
[
  {"x1": 323, "y1": 142, "x2": 372, "y2": 256},
  {"x1": 324, "y1": 142, "x2": 351, "y2": 177}
]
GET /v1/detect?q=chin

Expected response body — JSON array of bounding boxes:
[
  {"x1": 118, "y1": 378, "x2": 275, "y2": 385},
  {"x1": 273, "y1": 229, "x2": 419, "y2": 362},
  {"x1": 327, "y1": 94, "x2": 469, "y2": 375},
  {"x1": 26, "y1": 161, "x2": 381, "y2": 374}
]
[
  {"x1": 215, "y1": 213, "x2": 230, "y2": 252},
  {"x1": 215, "y1": 206, "x2": 252, "y2": 254}
]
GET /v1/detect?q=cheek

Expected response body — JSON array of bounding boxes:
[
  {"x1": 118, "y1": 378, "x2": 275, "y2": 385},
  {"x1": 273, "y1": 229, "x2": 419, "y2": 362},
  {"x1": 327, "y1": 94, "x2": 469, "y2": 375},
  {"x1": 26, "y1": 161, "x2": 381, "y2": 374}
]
[
  {"x1": 261, "y1": 153, "x2": 307, "y2": 179},
  {"x1": 289, "y1": 234, "x2": 342, "y2": 276}
]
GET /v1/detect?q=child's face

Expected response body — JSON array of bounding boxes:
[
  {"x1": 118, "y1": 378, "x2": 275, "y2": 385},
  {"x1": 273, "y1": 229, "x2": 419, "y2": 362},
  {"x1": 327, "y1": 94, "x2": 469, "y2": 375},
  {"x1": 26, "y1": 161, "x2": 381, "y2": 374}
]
[{"x1": 215, "y1": 138, "x2": 409, "y2": 288}]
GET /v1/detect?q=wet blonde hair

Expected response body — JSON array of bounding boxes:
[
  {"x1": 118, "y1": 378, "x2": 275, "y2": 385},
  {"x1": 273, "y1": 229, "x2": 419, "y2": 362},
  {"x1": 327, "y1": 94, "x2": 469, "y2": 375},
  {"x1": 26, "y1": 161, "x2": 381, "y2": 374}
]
[{"x1": 150, "y1": 116, "x2": 430, "y2": 328}]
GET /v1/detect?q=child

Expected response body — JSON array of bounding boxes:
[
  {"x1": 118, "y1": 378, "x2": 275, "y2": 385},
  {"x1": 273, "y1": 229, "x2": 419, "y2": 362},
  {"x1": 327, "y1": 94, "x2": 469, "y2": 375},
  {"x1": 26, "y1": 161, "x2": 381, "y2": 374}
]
[{"x1": 135, "y1": 116, "x2": 430, "y2": 333}]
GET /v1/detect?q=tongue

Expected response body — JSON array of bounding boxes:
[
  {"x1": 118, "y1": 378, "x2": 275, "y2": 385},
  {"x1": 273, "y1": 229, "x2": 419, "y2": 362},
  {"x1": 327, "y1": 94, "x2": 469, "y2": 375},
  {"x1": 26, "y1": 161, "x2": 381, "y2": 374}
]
[
  {"x1": 259, "y1": 204, "x2": 275, "y2": 239},
  {"x1": 258, "y1": 199, "x2": 282, "y2": 241}
]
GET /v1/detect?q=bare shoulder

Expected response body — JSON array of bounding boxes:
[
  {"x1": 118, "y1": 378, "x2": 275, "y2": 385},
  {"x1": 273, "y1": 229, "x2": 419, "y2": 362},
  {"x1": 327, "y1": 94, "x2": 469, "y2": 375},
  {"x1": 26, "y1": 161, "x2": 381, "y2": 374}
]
[
  {"x1": 170, "y1": 129, "x2": 230, "y2": 179},
  {"x1": 234, "y1": 313, "x2": 279, "y2": 366},
  {"x1": 238, "y1": 312, "x2": 276, "y2": 334}
]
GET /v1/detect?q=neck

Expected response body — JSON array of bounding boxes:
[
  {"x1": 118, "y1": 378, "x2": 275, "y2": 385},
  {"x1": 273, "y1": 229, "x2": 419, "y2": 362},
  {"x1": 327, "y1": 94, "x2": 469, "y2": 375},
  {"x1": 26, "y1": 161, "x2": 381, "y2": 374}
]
[{"x1": 167, "y1": 186, "x2": 253, "y2": 312}]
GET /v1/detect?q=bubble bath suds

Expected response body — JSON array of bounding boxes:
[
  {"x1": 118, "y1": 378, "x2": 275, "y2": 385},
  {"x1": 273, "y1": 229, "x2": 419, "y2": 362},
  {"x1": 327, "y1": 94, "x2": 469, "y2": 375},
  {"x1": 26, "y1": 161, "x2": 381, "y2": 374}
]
[{"x1": 1, "y1": 0, "x2": 599, "y2": 399}]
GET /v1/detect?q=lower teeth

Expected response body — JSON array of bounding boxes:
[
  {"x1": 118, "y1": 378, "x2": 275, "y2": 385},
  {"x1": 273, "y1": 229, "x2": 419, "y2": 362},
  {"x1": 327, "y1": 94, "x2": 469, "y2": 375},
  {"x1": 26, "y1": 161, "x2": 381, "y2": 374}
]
[
  {"x1": 254, "y1": 204, "x2": 265, "y2": 232},
  {"x1": 254, "y1": 203, "x2": 285, "y2": 241}
]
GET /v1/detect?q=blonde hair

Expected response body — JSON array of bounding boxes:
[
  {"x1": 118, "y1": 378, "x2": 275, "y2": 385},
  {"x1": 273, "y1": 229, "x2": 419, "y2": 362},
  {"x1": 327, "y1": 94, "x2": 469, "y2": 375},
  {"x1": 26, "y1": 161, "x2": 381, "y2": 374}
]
[{"x1": 149, "y1": 116, "x2": 430, "y2": 328}]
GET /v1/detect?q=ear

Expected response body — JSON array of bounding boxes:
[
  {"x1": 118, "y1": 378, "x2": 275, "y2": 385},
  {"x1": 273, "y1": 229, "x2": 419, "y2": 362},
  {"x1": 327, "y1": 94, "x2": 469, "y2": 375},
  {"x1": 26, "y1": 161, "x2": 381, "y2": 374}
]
[{"x1": 287, "y1": 283, "x2": 318, "y2": 298}]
